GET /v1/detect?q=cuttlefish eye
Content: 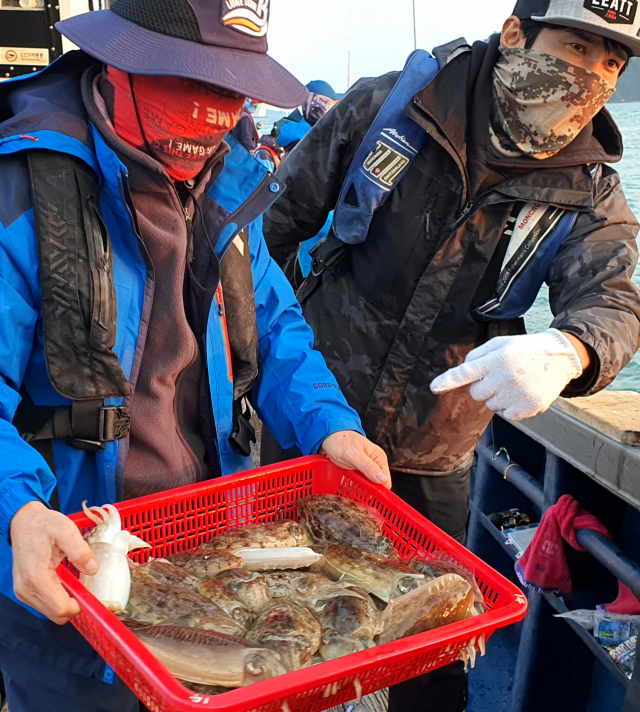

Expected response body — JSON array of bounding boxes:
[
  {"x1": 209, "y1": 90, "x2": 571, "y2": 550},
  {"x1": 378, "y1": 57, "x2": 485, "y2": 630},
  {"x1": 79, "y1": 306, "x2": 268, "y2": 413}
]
[
  {"x1": 247, "y1": 660, "x2": 264, "y2": 676},
  {"x1": 397, "y1": 577, "x2": 419, "y2": 595}
]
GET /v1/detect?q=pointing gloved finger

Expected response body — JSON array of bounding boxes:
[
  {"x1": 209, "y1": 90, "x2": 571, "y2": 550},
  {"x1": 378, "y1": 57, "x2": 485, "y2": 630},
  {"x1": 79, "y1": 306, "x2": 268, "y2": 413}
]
[{"x1": 430, "y1": 360, "x2": 488, "y2": 394}]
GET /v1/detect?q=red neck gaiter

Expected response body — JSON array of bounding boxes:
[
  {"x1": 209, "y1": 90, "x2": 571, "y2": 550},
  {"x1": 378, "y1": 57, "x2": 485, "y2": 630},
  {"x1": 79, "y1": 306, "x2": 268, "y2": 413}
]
[{"x1": 106, "y1": 66, "x2": 244, "y2": 182}]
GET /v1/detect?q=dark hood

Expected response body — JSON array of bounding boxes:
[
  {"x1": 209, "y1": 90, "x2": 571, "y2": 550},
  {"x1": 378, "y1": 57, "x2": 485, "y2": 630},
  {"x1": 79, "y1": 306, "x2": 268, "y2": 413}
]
[{"x1": 0, "y1": 50, "x2": 99, "y2": 146}]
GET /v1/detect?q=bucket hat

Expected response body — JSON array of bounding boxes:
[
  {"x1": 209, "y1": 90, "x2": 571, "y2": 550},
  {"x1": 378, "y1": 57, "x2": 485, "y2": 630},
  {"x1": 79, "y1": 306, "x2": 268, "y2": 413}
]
[
  {"x1": 305, "y1": 80, "x2": 338, "y2": 100},
  {"x1": 513, "y1": 0, "x2": 640, "y2": 56},
  {"x1": 56, "y1": 0, "x2": 308, "y2": 108}
]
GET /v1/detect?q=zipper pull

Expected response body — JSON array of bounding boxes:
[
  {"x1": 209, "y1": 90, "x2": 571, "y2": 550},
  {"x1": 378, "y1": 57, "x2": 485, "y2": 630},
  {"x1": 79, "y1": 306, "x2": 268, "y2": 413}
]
[
  {"x1": 458, "y1": 201, "x2": 473, "y2": 221},
  {"x1": 184, "y1": 207, "x2": 195, "y2": 263},
  {"x1": 452, "y1": 201, "x2": 474, "y2": 230},
  {"x1": 215, "y1": 284, "x2": 225, "y2": 316}
]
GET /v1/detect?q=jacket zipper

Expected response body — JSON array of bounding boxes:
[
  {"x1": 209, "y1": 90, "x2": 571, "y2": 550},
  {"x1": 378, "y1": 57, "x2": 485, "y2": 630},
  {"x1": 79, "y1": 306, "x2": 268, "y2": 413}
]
[
  {"x1": 184, "y1": 206, "x2": 195, "y2": 264},
  {"x1": 180, "y1": 197, "x2": 202, "y2": 478},
  {"x1": 88, "y1": 197, "x2": 114, "y2": 330}
]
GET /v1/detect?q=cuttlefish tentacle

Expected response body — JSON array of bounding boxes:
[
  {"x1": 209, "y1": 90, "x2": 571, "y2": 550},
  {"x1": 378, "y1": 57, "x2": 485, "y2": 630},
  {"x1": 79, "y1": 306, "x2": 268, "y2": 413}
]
[
  {"x1": 82, "y1": 501, "x2": 104, "y2": 525},
  {"x1": 467, "y1": 643, "x2": 477, "y2": 669},
  {"x1": 103, "y1": 504, "x2": 122, "y2": 530},
  {"x1": 89, "y1": 506, "x2": 109, "y2": 521},
  {"x1": 459, "y1": 647, "x2": 469, "y2": 672}
]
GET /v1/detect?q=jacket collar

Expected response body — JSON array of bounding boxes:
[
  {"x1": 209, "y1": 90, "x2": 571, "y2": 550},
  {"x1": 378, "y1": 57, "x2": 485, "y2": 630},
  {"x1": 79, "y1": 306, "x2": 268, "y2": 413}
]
[
  {"x1": 406, "y1": 34, "x2": 624, "y2": 210},
  {"x1": 0, "y1": 51, "x2": 102, "y2": 171},
  {"x1": 206, "y1": 135, "x2": 285, "y2": 256},
  {"x1": 0, "y1": 51, "x2": 98, "y2": 145}
]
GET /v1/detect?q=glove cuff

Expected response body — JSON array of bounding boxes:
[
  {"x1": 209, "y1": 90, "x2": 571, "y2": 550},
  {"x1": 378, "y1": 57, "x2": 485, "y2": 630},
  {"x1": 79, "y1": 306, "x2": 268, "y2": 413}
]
[{"x1": 545, "y1": 329, "x2": 584, "y2": 381}]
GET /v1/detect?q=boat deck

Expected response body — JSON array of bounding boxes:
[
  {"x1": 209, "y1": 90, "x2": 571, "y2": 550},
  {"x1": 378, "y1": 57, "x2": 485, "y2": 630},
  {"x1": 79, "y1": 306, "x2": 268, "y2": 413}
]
[{"x1": 468, "y1": 393, "x2": 640, "y2": 712}]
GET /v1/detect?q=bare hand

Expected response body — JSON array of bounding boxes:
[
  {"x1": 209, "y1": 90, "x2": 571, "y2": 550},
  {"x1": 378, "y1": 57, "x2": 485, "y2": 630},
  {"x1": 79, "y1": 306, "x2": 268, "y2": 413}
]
[
  {"x1": 320, "y1": 431, "x2": 391, "y2": 489},
  {"x1": 11, "y1": 501, "x2": 99, "y2": 624}
]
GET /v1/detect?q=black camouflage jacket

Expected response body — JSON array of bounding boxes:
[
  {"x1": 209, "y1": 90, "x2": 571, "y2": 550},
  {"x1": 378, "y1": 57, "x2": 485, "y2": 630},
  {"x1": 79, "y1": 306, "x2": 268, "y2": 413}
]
[{"x1": 264, "y1": 36, "x2": 640, "y2": 476}]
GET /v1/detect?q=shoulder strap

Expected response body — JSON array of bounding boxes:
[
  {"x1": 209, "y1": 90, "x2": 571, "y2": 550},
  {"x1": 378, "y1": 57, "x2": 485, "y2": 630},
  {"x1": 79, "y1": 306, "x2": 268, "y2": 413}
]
[
  {"x1": 219, "y1": 228, "x2": 259, "y2": 402},
  {"x1": 218, "y1": 229, "x2": 259, "y2": 459},
  {"x1": 27, "y1": 150, "x2": 131, "y2": 400},
  {"x1": 332, "y1": 50, "x2": 440, "y2": 245}
]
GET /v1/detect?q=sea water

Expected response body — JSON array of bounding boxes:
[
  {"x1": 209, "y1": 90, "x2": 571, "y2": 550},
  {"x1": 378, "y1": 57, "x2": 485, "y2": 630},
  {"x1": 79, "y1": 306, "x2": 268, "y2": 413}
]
[{"x1": 525, "y1": 102, "x2": 640, "y2": 393}]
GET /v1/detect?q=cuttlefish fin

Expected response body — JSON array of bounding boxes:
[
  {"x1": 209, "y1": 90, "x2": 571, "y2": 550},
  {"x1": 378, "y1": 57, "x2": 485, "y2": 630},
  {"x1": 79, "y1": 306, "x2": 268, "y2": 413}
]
[{"x1": 127, "y1": 534, "x2": 152, "y2": 552}]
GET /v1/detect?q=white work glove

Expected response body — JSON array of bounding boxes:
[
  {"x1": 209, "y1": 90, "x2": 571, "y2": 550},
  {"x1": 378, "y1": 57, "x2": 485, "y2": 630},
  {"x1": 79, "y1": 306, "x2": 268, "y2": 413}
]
[{"x1": 430, "y1": 329, "x2": 583, "y2": 422}]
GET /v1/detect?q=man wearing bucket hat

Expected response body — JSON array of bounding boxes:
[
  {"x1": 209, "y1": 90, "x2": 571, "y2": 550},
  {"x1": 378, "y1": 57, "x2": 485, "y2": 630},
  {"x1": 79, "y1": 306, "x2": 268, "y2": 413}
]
[
  {"x1": 0, "y1": 1, "x2": 392, "y2": 710},
  {"x1": 262, "y1": 0, "x2": 640, "y2": 709}
]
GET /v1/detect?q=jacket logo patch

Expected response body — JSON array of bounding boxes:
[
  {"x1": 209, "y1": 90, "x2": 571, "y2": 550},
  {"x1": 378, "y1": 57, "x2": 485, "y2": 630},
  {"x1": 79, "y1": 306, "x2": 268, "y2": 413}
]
[
  {"x1": 381, "y1": 127, "x2": 418, "y2": 155},
  {"x1": 221, "y1": 0, "x2": 269, "y2": 37},
  {"x1": 584, "y1": 0, "x2": 637, "y2": 24},
  {"x1": 362, "y1": 140, "x2": 410, "y2": 189}
]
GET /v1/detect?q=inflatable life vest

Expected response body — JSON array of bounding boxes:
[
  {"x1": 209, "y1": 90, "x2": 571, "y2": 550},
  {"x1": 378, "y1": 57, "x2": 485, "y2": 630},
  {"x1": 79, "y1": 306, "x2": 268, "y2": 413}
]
[{"x1": 331, "y1": 49, "x2": 578, "y2": 321}]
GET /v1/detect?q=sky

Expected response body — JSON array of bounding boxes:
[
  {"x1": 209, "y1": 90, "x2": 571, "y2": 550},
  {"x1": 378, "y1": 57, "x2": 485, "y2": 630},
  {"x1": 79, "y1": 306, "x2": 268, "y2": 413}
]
[{"x1": 267, "y1": 0, "x2": 517, "y2": 94}]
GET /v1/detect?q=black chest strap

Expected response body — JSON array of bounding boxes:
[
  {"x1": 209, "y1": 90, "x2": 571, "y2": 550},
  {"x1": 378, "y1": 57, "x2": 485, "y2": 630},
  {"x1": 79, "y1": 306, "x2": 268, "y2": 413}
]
[
  {"x1": 296, "y1": 234, "x2": 351, "y2": 305},
  {"x1": 15, "y1": 400, "x2": 130, "y2": 452}
]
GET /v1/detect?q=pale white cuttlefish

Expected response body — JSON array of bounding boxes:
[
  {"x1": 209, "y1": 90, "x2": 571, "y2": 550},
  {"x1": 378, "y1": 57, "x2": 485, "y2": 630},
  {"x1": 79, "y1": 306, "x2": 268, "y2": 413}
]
[{"x1": 79, "y1": 502, "x2": 151, "y2": 613}]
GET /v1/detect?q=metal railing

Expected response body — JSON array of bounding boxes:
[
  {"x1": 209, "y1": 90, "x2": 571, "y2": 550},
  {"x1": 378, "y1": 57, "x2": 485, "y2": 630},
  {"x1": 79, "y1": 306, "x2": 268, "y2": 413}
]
[{"x1": 469, "y1": 406, "x2": 640, "y2": 712}]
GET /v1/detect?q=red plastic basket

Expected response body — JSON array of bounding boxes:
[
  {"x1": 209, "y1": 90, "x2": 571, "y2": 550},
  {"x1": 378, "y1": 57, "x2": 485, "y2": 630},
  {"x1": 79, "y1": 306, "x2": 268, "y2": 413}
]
[{"x1": 58, "y1": 455, "x2": 527, "y2": 712}]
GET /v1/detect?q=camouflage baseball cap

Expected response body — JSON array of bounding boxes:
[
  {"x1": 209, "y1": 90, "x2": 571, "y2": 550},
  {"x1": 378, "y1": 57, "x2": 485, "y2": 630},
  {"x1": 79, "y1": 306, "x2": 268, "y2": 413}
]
[{"x1": 513, "y1": 0, "x2": 640, "y2": 56}]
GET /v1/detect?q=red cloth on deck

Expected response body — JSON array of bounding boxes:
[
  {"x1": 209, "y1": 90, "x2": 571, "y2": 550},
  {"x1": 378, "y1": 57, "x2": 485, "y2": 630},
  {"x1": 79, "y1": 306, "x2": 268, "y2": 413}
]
[
  {"x1": 516, "y1": 495, "x2": 640, "y2": 613},
  {"x1": 515, "y1": 494, "x2": 611, "y2": 594},
  {"x1": 606, "y1": 582, "x2": 640, "y2": 615}
]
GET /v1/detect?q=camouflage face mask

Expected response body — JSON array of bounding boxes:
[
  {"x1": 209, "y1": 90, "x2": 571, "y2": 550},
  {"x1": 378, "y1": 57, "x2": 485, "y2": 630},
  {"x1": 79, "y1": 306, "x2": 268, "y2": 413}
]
[{"x1": 491, "y1": 47, "x2": 615, "y2": 160}]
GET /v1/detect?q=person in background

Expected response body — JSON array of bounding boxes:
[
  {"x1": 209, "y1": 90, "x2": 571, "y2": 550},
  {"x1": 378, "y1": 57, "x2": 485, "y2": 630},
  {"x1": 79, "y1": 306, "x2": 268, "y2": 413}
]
[
  {"x1": 229, "y1": 97, "x2": 260, "y2": 152},
  {"x1": 261, "y1": 0, "x2": 640, "y2": 710},
  {"x1": 255, "y1": 132, "x2": 285, "y2": 172},
  {"x1": 0, "y1": 1, "x2": 391, "y2": 710},
  {"x1": 268, "y1": 80, "x2": 339, "y2": 283},
  {"x1": 273, "y1": 79, "x2": 338, "y2": 155}
]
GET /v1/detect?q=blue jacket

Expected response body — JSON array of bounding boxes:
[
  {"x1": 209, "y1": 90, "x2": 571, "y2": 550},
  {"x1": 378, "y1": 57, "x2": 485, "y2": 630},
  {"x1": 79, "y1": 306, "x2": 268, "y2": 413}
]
[
  {"x1": 0, "y1": 53, "x2": 364, "y2": 614},
  {"x1": 276, "y1": 117, "x2": 312, "y2": 151}
]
